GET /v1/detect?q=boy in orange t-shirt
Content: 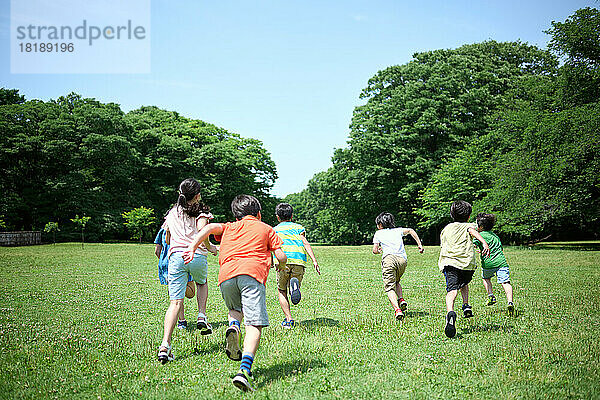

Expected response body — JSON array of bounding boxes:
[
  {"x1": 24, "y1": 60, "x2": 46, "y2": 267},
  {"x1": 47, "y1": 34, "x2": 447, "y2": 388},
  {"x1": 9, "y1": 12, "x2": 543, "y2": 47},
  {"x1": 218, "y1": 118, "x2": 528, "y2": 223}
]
[{"x1": 184, "y1": 195, "x2": 287, "y2": 392}]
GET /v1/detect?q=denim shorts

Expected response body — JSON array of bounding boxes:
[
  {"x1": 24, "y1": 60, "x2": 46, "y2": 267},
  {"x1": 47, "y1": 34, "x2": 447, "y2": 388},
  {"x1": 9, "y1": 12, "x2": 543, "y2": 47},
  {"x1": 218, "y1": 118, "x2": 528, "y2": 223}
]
[
  {"x1": 482, "y1": 266, "x2": 510, "y2": 284},
  {"x1": 167, "y1": 252, "x2": 208, "y2": 300},
  {"x1": 219, "y1": 275, "x2": 269, "y2": 327}
]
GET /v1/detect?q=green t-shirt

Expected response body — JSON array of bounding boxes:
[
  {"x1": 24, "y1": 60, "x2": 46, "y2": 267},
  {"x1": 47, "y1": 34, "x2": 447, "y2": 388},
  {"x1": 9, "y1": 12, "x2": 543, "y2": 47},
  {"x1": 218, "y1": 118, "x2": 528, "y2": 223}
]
[{"x1": 473, "y1": 231, "x2": 509, "y2": 269}]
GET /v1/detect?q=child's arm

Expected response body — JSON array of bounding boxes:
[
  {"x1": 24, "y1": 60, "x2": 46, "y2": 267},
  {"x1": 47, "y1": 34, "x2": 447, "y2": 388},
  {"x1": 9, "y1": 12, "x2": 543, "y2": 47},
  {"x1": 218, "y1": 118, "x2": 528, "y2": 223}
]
[
  {"x1": 300, "y1": 233, "x2": 320, "y2": 275},
  {"x1": 154, "y1": 244, "x2": 162, "y2": 258},
  {"x1": 404, "y1": 228, "x2": 424, "y2": 253},
  {"x1": 183, "y1": 223, "x2": 223, "y2": 264},
  {"x1": 273, "y1": 247, "x2": 287, "y2": 268},
  {"x1": 372, "y1": 243, "x2": 381, "y2": 254},
  {"x1": 468, "y1": 228, "x2": 490, "y2": 258},
  {"x1": 197, "y1": 217, "x2": 218, "y2": 256}
]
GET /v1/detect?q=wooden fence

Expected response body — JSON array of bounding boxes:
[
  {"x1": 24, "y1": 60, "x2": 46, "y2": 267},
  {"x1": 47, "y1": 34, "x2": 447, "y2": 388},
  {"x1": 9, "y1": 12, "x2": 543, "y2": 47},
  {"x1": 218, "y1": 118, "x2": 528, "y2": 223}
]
[{"x1": 0, "y1": 231, "x2": 42, "y2": 246}]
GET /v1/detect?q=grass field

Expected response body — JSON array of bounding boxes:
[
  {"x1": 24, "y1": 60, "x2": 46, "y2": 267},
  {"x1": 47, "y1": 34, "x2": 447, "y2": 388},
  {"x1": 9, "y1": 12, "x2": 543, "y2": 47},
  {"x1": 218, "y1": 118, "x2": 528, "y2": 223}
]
[{"x1": 0, "y1": 243, "x2": 599, "y2": 399}]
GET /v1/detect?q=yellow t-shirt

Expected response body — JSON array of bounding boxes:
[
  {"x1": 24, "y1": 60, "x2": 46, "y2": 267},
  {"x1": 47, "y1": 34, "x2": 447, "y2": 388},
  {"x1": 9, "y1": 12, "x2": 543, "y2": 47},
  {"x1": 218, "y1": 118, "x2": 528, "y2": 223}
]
[{"x1": 438, "y1": 222, "x2": 478, "y2": 271}]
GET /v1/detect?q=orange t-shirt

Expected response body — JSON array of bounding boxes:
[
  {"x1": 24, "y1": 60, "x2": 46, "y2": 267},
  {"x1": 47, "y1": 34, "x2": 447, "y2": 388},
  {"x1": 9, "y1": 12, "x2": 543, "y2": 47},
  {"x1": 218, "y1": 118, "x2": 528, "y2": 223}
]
[{"x1": 214, "y1": 216, "x2": 283, "y2": 285}]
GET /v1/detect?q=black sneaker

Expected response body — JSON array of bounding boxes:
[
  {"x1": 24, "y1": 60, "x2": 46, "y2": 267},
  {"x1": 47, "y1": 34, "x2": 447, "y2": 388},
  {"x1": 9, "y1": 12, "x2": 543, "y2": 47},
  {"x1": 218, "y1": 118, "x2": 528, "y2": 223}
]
[
  {"x1": 232, "y1": 369, "x2": 254, "y2": 392},
  {"x1": 462, "y1": 303, "x2": 473, "y2": 318},
  {"x1": 445, "y1": 311, "x2": 457, "y2": 338},
  {"x1": 176, "y1": 320, "x2": 188, "y2": 330},
  {"x1": 507, "y1": 302, "x2": 515, "y2": 315},
  {"x1": 289, "y1": 277, "x2": 301, "y2": 305}
]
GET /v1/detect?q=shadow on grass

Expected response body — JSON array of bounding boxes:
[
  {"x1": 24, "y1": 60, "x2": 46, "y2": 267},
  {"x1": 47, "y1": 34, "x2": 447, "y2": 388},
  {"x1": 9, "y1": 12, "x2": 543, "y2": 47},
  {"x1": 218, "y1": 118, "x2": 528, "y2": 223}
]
[
  {"x1": 192, "y1": 341, "x2": 222, "y2": 357},
  {"x1": 298, "y1": 318, "x2": 340, "y2": 328},
  {"x1": 170, "y1": 341, "x2": 221, "y2": 362},
  {"x1": 486, "y1": 308, "x2": 522, "y2": 317},
  {"x1": 458, "y1": 323, "x2": 515, "y2": 336},
  {"x1": 406, "y1": 311, "x2": 430, "y2": 317},
  {"x1": 185, "y1": 320, "x2": 229, "y2": 332},
  {"x1": 254, "y1": 359, "x2": 327, "y2": 388}
]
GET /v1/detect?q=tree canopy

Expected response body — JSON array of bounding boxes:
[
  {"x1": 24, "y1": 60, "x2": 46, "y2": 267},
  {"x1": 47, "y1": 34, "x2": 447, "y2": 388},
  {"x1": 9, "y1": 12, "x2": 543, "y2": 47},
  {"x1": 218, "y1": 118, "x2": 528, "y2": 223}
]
[
  {"x1": 288, "y1": 8, "x2": 599, "y2": 244},
  {"x1": 0, "y1": 93, "x2": 279, "y2": 241}
]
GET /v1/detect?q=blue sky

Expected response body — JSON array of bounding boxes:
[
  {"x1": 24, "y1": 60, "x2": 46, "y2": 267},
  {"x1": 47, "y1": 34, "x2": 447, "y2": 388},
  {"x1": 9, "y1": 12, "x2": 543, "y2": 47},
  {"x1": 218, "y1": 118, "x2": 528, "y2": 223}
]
[{"x1": 0, "y1": 0, "x2": 595, "y2": 197}]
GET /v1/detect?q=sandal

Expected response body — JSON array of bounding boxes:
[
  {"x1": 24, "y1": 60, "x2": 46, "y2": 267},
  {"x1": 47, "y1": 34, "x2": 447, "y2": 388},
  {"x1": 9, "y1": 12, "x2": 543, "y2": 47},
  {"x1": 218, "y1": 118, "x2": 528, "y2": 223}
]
[{"x1": 157, "y1": 344, "x2": 174, "y2": 364}]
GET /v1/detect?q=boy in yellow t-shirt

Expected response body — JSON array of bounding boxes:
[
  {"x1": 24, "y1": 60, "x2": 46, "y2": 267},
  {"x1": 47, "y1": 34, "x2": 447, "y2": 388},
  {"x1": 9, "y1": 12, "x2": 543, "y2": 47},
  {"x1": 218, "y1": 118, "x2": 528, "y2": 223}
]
[
  {"x1": 273, "y1": 203, "x2": 320, "y2": 329},
  {"x1": 439, "y1": 201, "x2": 489, "y2": 338}
]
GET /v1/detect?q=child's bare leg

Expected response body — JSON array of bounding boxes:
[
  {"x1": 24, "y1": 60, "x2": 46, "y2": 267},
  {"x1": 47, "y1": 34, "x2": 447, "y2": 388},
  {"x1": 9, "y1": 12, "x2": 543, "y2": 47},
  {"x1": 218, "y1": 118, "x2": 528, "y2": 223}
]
[
  {"x1": 229, "y1": 309, "x2": 243, "y2": 323},
  {"x1": 178, "y1": 303, "x2": 185, "y2": 321},
  {"x1": 459, "y1": 285, "x2": 469, "y2": 304},
  {"x1": 277, "y1": 288, "x2": 292, "y2": 321},
  {"x1": 386, "y1": 289, "x2": 400, "y2": 310},
  {"x1": 169, "y1": 288, "x2": 185, "y2": 321},
  {"x1": 162, "y1": 299, "x2": 183, "y2": 346},
  {"x1": 196, "y1": 282, "x2": 208, "y2": 316},
  {"x1": 482, "y1": 278, "x2": 494, "y2": 296},
  {"x1": 243, "y1": 325, "x2": 262, "y2": 355},
  {"x1": 501, "y1": 282, "x2": 513, "y2": 303},
  {"x1": 446, "y1": 289, "x2": 458, "y2": 312},
  {"x1": 396, "y1": 282, "x2": 403, "y2": 299}
]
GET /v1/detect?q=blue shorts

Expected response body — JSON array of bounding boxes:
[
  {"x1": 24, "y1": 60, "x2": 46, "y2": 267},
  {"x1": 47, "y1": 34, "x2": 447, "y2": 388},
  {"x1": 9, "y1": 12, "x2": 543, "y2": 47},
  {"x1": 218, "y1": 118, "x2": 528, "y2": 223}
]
[
  {"x1": 159, "y1": 263, "x2": 192, "y2": 285},
  {"x1": 482, "y1": 266, "x2": 510, "y2": 284},
  {"x1": 167, "y1": 252, "x2": 208, "y2": 300}
]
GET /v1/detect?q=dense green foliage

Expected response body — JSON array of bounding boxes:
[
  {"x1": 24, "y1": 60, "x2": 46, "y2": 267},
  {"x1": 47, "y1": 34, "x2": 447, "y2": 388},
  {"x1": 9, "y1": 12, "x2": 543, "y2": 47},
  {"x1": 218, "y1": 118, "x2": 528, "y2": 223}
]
[
  {"x1": 288, "y1": 8, "x2": 599, "y2": 244},
  {"x1": 1, "y1": 243, "x2": 599, "y2": 398},
  {"x1": 418, "y1": 7, "x2": 600, "y2": 242},
  {"x1": 0, "y1": 94, "x2": 279, "y2": 241}
]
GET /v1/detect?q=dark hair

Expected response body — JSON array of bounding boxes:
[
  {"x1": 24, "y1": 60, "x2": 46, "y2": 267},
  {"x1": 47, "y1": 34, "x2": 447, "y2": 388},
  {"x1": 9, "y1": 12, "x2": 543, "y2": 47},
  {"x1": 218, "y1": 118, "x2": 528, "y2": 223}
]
[
  {"x1": 450, "y1": 200, "x2": 472, "y2": 222},
  {"x1": 375, "y1": 212, "x2": 396, "y2": 229},
  {"x1": 476, "y1": 212, "x2": 496, "y2": 231},
  {"x1": 177, "y1": 178, "x2": 210, "y2": 218},
  {"x1": 231, "y1": 194, "x2": 261, "y2": 220},
  {"x1": 275, "y1": 203, "x2": 293, "y2": 221}
]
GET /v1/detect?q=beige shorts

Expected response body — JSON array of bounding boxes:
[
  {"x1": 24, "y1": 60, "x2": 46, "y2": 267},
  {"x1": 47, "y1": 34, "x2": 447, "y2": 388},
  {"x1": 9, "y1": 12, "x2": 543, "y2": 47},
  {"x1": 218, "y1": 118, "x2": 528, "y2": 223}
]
[
  {"x1": 381, "y1": 254, "x2": 407, "y2": 292},
  {"x1": 276, "y1": 263, "x2": 305, "y2": 291}
]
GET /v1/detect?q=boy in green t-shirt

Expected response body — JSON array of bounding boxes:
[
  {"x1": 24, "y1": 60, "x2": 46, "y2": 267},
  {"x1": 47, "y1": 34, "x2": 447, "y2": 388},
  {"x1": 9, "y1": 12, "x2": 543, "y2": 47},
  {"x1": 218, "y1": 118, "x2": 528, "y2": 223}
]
[{"x1": 473, "y1": 213, "x2": 514, "y2": 315}]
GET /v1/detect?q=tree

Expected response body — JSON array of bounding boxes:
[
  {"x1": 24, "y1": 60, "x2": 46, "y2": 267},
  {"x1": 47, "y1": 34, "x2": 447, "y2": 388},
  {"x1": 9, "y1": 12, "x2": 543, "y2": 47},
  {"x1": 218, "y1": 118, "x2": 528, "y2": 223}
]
[
  {"x1": 290, "y1": 41, "x2": 556, "y2": 243},
  {"x1": 0, "y1": 94, "x2": 279, "y2": 241},
  {"x1": 70, "y1": 215, "x2": 91, "y2": 248},
  {"x1": 43, "y1": 221, "x2": 60, "y2": 245},
  {"x1": 417, "y1": 8, "x2": 600, "y2": 243},
  {"x1": 122, "y1": 207, "x2": 156, "y2": 243},
  {"x1": 0, "y1": 88, "x2": 25, "y2": 106},
  {"x1": 545, "y1": 7, "x2": 600, "y2": 107}
]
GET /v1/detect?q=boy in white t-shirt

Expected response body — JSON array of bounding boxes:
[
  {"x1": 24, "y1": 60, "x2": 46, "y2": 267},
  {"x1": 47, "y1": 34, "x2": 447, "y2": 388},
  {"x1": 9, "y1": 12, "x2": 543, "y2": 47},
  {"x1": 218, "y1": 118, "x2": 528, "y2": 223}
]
[{"x1": 372, "y1": 212, "x2": 424, "y2": 321}]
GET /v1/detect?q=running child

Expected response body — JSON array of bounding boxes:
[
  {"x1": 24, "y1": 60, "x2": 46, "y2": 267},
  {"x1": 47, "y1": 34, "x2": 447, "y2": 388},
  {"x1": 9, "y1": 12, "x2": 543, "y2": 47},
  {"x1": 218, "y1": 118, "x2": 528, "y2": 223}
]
[
  {"x1": 439, "y1": 200, "x2": 490, "y2": 338},
  {"x1": 157, "y1": 178, "x2": 217, "y2": 364},
  {"x1": 184, "y1": 195, "x2": 287, "y2": 392},
  {"x1": 372, "y1": 212, "x2": 424, "y2": 321},
  {"x1": 154, "y1": 224, "x2": 196, "y2": 329},
  {"x1": 474, "y1": 212, "x2": 515, "y2": 314},
  {"x1": 273, "y1": 203, "x2": 320, "y2": 329}
]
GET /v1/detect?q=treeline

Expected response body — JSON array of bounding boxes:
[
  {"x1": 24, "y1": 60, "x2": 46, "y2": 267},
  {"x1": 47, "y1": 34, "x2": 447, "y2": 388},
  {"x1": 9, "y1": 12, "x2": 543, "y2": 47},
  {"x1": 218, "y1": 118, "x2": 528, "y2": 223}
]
[
  {"x1": 0, "y1": 92, "x2": 280, "y2": 241},
  {"x1": 286, "y1": 8, "x2": 600, "y2": 244}
]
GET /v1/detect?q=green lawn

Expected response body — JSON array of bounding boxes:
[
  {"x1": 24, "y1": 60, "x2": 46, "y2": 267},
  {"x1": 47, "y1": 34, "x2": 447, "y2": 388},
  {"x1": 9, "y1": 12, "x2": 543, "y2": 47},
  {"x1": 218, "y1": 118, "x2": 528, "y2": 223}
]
[{"x1": 0, "y1": 243, "x2": 598, "y2": 399}]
